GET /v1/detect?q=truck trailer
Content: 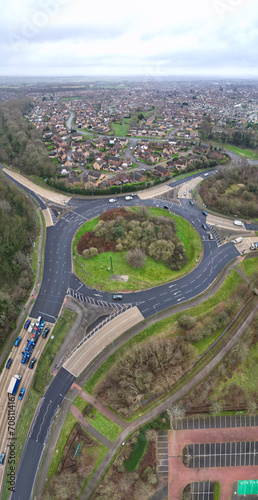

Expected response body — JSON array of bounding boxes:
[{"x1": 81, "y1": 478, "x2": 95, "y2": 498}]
[{"x1": 7, "y1": 375, "x2": 22, "y2": 395}]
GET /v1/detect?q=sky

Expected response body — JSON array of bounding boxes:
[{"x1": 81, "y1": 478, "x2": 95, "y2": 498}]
[{"x1": 1, "y1": 0, "x2": 258, "y2": 77}]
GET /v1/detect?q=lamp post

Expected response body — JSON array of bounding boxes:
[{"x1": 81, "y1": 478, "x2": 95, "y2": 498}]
[
  {"x1": 108, "y1": 337, "x2": 115, "y2": 353},
  {"x1": 59, "y1": 394, "x2": 74, "y2": 402}
]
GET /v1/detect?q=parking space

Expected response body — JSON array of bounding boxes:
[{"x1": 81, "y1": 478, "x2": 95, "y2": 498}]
[
  {"x1": 156, "y1": 430, "x2": 169, "y2": 475},
  {"x1": 190, "y1": 481, "x2": 214, "y2": 500},
  {"x1": 187, "y1": 441, "x2": 258, "y2": 468},
  {"x1": 173, "y1": 414, "x2": 258, "y2": 431}
]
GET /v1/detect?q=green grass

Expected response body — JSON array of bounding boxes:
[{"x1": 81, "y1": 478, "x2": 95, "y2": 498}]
[
  {"x1": 214, "y1": 482, "x2": 220, "y2": 500},
  {"x1": 242, "y1": 257, "x2": 258, "y2": 278},
  {"x1": 83, "y1": 269, "x2": 244, "y2": 396},
  {"x1": 73, "y1": 396, "x2": 89, "y2": 414},
  {"x1": 224, "y1": 144, "x2": 258, "y2": 159},
  {"x1": 72, "y1": 208, "x2": 202, "y2": 291},
  {"x1": 86, "y1": 407, "x2": 121, "y2": 441},
  {"x1": 33, "y1": 309, "x2": 77, "y2": 394},
  {"x1": 47, "y1": 411, "x2": 78, "y2": 479}
]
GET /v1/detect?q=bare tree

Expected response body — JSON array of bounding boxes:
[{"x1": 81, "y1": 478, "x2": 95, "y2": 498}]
[{"x1": 167, "y1": 404, "x2": 186, "y2": 428}]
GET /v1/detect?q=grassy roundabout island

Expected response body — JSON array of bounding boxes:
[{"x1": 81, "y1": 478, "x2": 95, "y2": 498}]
[{"x1": 73, "y1": 206, "x2": 202, "y2": 292}]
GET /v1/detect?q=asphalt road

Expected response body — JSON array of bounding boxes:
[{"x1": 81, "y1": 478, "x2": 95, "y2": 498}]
[
  {"x1": 10, "y1": 368, "x2": 75, "y2": 500},
  {"x1": 0, "y1": 165, "x2": 47, "y2": 210}
]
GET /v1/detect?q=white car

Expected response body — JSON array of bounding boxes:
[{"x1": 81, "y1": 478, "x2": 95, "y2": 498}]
[
  {"x1": 109, "y1": 198, "x2": 117, "y2": 203},
  {"x1": 125, "y1": 196, "x2": 133, "y2": 200},
  {"x1": 28, "y1": 322, "x2": 34, "y2": 333}
]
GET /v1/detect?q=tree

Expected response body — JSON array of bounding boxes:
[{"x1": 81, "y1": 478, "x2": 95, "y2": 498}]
[
  {"x1": 178, "y1": 315, "x2": 196, "y2": 330},
  {"x1": 167, "y1": 404, "x2": 186, "y2": 428},
  {"x1": 138, "y1": 113, "x2": 145, "y2": 120},
  {"x1": 211, "y1": 401, "x2": 222, "y2": 415},
  {"x1": 247, "y1": 400, "x2": 257, "y2": 415}
]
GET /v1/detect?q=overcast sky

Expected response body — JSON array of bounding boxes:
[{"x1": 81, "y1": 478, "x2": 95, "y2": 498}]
[{"x1": 1, "y1": 0, "x2": 258, "y2": 77}]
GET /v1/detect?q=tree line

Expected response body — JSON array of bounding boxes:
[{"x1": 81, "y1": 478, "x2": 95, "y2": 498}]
[
  {"x1": 0, "y1": 98, "x2": 55, "y2": 178},
  {"x1": 0, "y1": 173, "x2": 37, "y2": 346}
]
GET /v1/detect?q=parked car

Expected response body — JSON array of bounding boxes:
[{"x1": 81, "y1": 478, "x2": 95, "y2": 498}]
[
  {"x1": 113, "y1": 294, "x2": 123, "y2": 300},
  {"x1": 42, "y1": 327, "x2": 50, "y2": 339},
  {"x1": 250, "y1": 243, "x2": 256, "y2": 250},
  {"x1": 6, "y1": 358, "x2": 13, "y2": 369},
  {"x1": 208, "y1": 233, "x2": 214, "y2": 240},
  {"x1": 163, "y1": 205, "x2": 169, "y2": 210},
  {"x1": 24, "y1": 319, "x2": 31, "y2": 330},
  {"x1": 0, "y1": 453, "x2": 5, "y2": 465},
  {"x1": 183, "y1": 191, "x2": 187, "y2": 196},
  {"x1": 32, "y1": 326, "x2": 38, "y2": 337},
  {"x1": 29, "y1": 357, "x2": 36, "y2": 369},
  {"x1": 18, "y1": 388, "x2": 25, "y2": 400},
  {"x1": 21, "y1": 352, "x2": 30, "y2": 364},
  {"x1": 14, "y1": 336, "x2": 21, "y2": 347},
  {"x1": 36, "y1": 316, "x2": 42, "y2": 327},
  {"x1": 28, "y1": 322, "x2": 34, "y2": 333}
]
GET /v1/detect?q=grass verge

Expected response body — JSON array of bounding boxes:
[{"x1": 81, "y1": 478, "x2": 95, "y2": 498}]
[
  {"x1": 214, "y1": 482, "x2": 220, "y2": 500},
  {"x1": 33, "y1": 309, "x2": 77, "y2": 394},
  {"x1": 241, "y1": 256, "x2": 258, "y2": 278},
  {"x1": 73, "y1": 396, "x2": 89, "y2": 414},
  {"x1": 86, "y1": 407, "x2": 121, "y2": 441},
  {"x1": 47, "y1": 411, "x2": 77, "y2": 479}
]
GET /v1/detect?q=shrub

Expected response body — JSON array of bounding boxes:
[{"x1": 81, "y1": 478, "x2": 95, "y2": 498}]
[{"x1": 126, "y1": 248, "x2": 146, "y2": 268}]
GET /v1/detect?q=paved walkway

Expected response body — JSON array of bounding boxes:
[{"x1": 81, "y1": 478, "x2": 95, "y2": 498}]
[
  {"x1": 79, "y1": 389, "x2": 127, "y2": 429},
  {"x1": 70, "y1": 405, "x2": 112, "y2": 448}
]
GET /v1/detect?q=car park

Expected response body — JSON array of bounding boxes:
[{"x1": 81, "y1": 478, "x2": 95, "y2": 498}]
[
  {"x1": 24, "y1": 319, "x2": 31, "y2": 330},
  {"x1": 14, "y1": 336, "x2": 21, "y2": 347},
  {"x1": 6, "y1": 358, "x2": 13, "y2": 369},
  {"x1": 109, "y1": 198, "x2": 116, "y2": 203},
  {"x1": 202, "y1": 223, "x2": 207, "y2": 230},
  {"x1": 0, "y1": 453, "x2": 5, "y2": 465},
  {"x1": 189, "y1": 200, "x2": 194, "y2": 206},
  {"x1": 18, "y1": 388, "x2": 25, "y2": 400},
  {"x1": 42, "y1": 327, "x2": 50, "y2": 339},
  {"x1": 28, "y1": 358, "x2": 36, "y2": 369},
  {"x1": 113, "y1": 294, "x2": 123, "y2": 300},
  {"x1": 202, "y1": 211, "x2": 208, "y2": 216}
]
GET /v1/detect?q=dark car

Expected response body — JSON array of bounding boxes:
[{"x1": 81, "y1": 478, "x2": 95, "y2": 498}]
[
  {"x1": 113, "y1": 294, "x2": 123, "y2": 300},
  {"x1": 14, "y1": 336, "x2": 21, "y2": 347},
  {"x1": 163, "y1": 205, "x2": 169, "y2": 210},
  {"x1": 28, "y1": 357, "x2": 36, "y2": 369},
  {"x1": 202, "y1": 223, "x2": 207, "y2": 230},
  {"x1": 202, "y1": 211, "x2": 208, "y2": 216},
  {"x1": 18, "y1": 388, "x2": 25, "y2": 400},
  {"x1": 24, "y1": 319, "x2": 31, "y2": 330},
  {"x1": 189, "y1": 200, "x2": 194, "y2": 206},
  {"x1": 6, "y1": 358, "x2": 13, "y2": 369},
  {"x1": 0, "y1": 453, "x2": 5, "y2": 465},
  {"x1": 42, "y1": 327, "x2": 50, "y2": 339}
]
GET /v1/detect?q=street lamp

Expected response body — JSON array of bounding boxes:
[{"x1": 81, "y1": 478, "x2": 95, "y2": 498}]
[
  {"x1": 59, "y1": 394, "x2": 74, "y2": 402},
  {"x1": 153, "y1": 305, "x2": 158, "y2": 322},
  {"x1": 108, "y1": 337, "x2": 115, "y2": 353}
]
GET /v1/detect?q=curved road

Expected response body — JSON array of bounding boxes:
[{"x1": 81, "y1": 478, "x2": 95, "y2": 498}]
[{"x1": 2, "y1": 169, "x2": 247, "y2": 500}]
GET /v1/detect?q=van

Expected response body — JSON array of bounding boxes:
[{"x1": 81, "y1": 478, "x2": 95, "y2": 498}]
[
  {"x1": 233, "y1": 237, "x2": 243, "y2": 244},
  {"x1": 36, "y1": 316, "x2": 42, "y2": 327}
]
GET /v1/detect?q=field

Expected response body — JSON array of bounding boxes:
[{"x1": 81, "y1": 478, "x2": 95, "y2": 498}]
[
  {"x1": 241, "y1": 257, "x2": 258, "y2": 278},
  {"x1": 86, "y1": 407, "x2": 121, "y2": 441},
  {"x1": 224, "y1": 144, "x2": 258, "y2": 159},
  {"x1": 72, "y1": 208, "x2": 202, "y2": 292}
]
